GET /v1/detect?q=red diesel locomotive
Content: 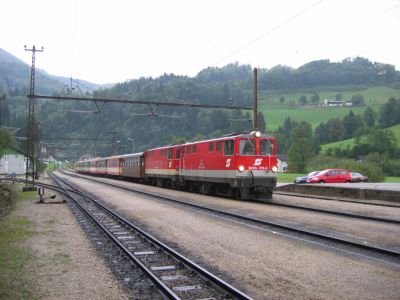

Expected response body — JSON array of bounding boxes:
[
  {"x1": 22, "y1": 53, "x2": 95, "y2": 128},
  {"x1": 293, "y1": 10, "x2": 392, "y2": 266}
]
[{"x1": 76, "y1": 131, "x2": 278, "y2": 199}]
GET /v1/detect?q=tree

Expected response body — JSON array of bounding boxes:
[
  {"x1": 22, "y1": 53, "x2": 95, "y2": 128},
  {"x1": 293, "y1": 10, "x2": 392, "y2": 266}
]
[
  {"x1": 363, "y1": 106, "x2": 376, "y2": 128},
  {"x1": 326, "y1": 118, "x2": 345, "y2": 142},
  {"x1": 342, "y1": 110, "x2": 363, "y2": 139},
  {"x1": 287, "y1": 137, "x2": 313, "y2": 173},
  {"x1": 298, "y1": 95, "x2": 307, "y2": 106},
  {"x1": 335, "y1": 93, "x2": 342, "y2": 100},
  {"x1": 379, "y1": 97, "x2": 400, "y2": 128},
  {"x1": 279, "y1": 96, "x2": 285, "y2": 104},
  {"x1": 311, "y1": 92, "x2": 320, "y2": 106},
  {"x1": 366, "y1": 128, "x2": 397, "y2": 155},
  {"x1": 350, "y1": 94, "x2": 364, "y2": 106},
  {"x1": 0, "y1": 128, "x2": 16, "y2": 153},
  {"x1": 257, "y1": 112, "x2": 266, "y2": 132}
]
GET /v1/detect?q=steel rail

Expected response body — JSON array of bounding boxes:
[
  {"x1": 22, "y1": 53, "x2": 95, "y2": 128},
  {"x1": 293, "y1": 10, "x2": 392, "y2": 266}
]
[
  {"x1": 63, "y1": 171, "x2": 400, "y2": 259},
  {"x1": 50, "y1": 172, "x2": 253, "y2": 300},
  {"x1": 259, "y1": 201, "x2": 400, "y2": 225}
]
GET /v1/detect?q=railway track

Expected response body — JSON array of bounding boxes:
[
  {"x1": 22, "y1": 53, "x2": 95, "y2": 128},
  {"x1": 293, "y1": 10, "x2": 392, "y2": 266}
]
[
  {"x1": 63, "y1": 171, "x2": 400, "y2": 224},
  {"x1": 59, "y1": 171, "x2": 400, "y2": 265},
  {"x1": 45, "y1": 172, "x2": 252, "y2": 300},
  {"x1": 274, "y1": 190, "x2": 400, "y2": 208}
]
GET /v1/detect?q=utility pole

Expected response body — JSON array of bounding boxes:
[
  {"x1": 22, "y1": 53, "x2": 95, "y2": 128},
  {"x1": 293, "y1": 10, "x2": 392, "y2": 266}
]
[
  {"x1": 24, "y1": 45, "x2": 43, "y2": 191},
  {"x1": 253, "y1": 68, "x2": 258, "y2": 131}
]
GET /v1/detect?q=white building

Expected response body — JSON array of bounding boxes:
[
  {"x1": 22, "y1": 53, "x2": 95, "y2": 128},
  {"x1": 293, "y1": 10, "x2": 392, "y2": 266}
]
[
  {"x1": 0, "y1": 148, "x2": 26, "y2": 175},
  {"x1": 277, "y1": 154, "x2": 288, "y2": 173}
]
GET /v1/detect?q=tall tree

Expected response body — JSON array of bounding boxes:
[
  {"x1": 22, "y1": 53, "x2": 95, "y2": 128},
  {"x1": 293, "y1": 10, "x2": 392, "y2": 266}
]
[
  {"x1": 0, "y1": 128, "x2": 16, "y2": 151},
  {"x1": 298, "y1": 95, "x2": 307, "y2": 106},
  {"x1": 342, "y1": 110, "x2": 363, "y2": 139},
  {"x1": 257, "y1": 112, "x2": 266, "y2": 132},
  {"x1": 311, "y1": 92, "x2": 320, "y2": 106},
  {"x1": 379, "y1": 97, "x2": 400, "y2": 128},
  {"x1": 287, "y1": 137, "x2": 313, "y2": 173},
  {"x1": 363, "y1": 106, "x2": 376, "y2": 128}
]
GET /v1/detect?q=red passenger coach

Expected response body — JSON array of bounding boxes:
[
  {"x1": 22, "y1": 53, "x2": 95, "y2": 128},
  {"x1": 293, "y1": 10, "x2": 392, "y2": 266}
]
[
  {"x1": 96, "y1": 159, "x2": 108, "y2": 175},
  {"x1": 106, "y1": 156, "x2": 122, "y2": 176},
  {"x1": 89, "y1": 159, "x2": 97, "y2": 173}
]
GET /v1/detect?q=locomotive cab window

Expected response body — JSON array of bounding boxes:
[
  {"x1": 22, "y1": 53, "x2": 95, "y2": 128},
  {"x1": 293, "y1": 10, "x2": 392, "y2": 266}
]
[
  {"x1": 224, "y1": 140, "x2": 234, "y2": 156},
  {"x1": 216, "y1": 142, "x2": 221, "y2": 151},
  {"x1": 208, "y1": 143, "x2": 214, "y2": 152},
  {"x1": 260, "y1": 140, "x2": 273, "y2": 155},
  {"x1": 239, "y1": 139, "x2": 256, "y2": 155}
]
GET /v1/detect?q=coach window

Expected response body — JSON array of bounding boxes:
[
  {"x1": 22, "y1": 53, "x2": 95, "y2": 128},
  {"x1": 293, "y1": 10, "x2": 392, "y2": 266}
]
[
  {"x1": 168, "y1": 148, "x2": 173, "y2": 159},
  {"x1": 176, "y1": 149, "x2": 181, "y2": 159},
  {"x1": 193, "y1": 145, "x2": 197, "y2": 153},
  {"x1": 208, "y1": 142, "x2": 214, "y2": 152},
  {"x1": 216, "y1": 141, "x2": 221, "y2": 151},
  {"x1": 186, "y1": 146, "x2": 191, "y2": 154},
  {"x1": 224, "y1": 140, "x2": 234, "y2": 156}
]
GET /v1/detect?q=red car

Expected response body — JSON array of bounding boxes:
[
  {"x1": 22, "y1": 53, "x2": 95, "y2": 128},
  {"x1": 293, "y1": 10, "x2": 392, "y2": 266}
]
[
  {"x1": 350, "y1": 172, "x2": 368, "y2": 182},
  {"x1": 307, "y1": 168, "x2": 351, "y2": 183}
]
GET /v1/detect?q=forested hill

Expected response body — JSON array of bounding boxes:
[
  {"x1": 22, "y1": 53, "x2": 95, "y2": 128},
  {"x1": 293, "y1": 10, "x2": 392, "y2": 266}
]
[
  {"x1": 196, "y1": 58, "x2": 400, "y2": 90},
  {"x1": 0, "y1": 48, "x2": 100, "y2": 95}
]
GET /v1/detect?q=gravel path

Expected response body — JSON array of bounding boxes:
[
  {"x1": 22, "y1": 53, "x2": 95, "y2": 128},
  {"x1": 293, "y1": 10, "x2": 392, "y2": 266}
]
[
  {"x1": 58, "y1": 171, "x2": 400, "y2": 300},
  {"x1": 16, "y1": 181, "x2": 130, "y2": 299}
]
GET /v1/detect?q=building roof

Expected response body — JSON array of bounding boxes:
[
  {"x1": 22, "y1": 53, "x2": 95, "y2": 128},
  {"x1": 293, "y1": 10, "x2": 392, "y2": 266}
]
[{"x1": 277, "y1": 154, "x2": 288, "y2": 161}]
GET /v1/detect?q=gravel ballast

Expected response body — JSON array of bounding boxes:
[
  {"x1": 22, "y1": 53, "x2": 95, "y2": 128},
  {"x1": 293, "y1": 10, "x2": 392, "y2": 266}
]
[{"x1": 57, "y1": 172, "x2": 400, "y2": 300}]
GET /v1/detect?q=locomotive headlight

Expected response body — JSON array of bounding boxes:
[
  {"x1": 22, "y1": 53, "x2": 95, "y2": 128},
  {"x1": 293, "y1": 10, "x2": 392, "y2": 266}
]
[
  {"x1": 272, "y1": 166, "x2": 278, "y2": 172},
  {"x1": 238, "y1": 165, "x2": 245, "y2": 172},
  {"x1": 254, "y1": 131, "x2": 261, "y2": 138}
]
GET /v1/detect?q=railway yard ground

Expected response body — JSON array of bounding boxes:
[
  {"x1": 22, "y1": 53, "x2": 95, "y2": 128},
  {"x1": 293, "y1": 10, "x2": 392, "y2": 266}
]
[{"x1": 1, "y1": 171, "x2": 400, "y2": 299}]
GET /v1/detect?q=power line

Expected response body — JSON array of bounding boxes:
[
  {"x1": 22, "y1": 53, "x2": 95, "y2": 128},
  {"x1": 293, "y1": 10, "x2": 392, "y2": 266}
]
[{"x1": 213, "y1": 0, "x2": 324, "y2": 66}]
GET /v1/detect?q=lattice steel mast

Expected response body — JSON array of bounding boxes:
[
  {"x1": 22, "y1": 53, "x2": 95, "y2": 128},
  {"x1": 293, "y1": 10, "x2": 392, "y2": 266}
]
[{"x1": 24, "y1": 45, "x2": 43, "y2": 189}]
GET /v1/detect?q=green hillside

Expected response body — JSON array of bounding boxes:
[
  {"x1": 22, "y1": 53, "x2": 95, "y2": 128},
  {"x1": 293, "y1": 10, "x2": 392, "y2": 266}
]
[
  {"x1": 321, "y1": 124, "x2": 400, "y2": 152},
  {"x1": 258, "y1": 86, "x2": 400, "y2": 130}
]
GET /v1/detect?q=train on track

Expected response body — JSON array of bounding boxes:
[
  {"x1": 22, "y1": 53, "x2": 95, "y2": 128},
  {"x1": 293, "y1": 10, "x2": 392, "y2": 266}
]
[{"x1": 76, "y1": 131, "x2": 278, "y2": 199}]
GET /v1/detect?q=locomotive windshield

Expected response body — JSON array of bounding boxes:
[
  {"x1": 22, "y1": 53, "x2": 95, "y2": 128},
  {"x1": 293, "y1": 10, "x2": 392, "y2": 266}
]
[
  {"x1": 260, "y1": 139, "x2": 273, "y2": 155},
  {"x1": 239, "y1": 139, "x2": 256, "y2": 155},
  {"x1": 238, "y1": 139, "x2": 274, "y2": 155}
]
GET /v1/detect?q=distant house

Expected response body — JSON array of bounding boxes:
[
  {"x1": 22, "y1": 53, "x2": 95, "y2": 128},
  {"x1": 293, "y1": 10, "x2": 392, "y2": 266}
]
[
  {"x1": 324, "y1": 99, "x2": 353, "y2": 107},
  {"x1": 277, "y1": 154, "x2": 288, "y2": 173},
  {"x1": 0, "y1": 147, "x2": 26, "y2": 175}
]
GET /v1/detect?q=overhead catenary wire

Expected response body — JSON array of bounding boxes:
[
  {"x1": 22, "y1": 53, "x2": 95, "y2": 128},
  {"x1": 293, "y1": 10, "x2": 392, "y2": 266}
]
[{"x1": 213, "y1": 0, "x2": 325, "y2": 67}]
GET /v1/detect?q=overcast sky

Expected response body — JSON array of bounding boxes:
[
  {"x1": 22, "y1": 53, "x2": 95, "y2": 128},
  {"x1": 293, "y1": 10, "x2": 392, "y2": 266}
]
[{"x1": 2, "y1": 0, "x2": 400, "y2": 84}]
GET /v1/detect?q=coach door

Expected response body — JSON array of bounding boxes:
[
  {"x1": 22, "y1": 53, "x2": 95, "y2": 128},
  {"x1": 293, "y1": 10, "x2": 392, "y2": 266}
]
[{"x1": 178, "y1": 146, "x2": 185, "y2": 175}]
